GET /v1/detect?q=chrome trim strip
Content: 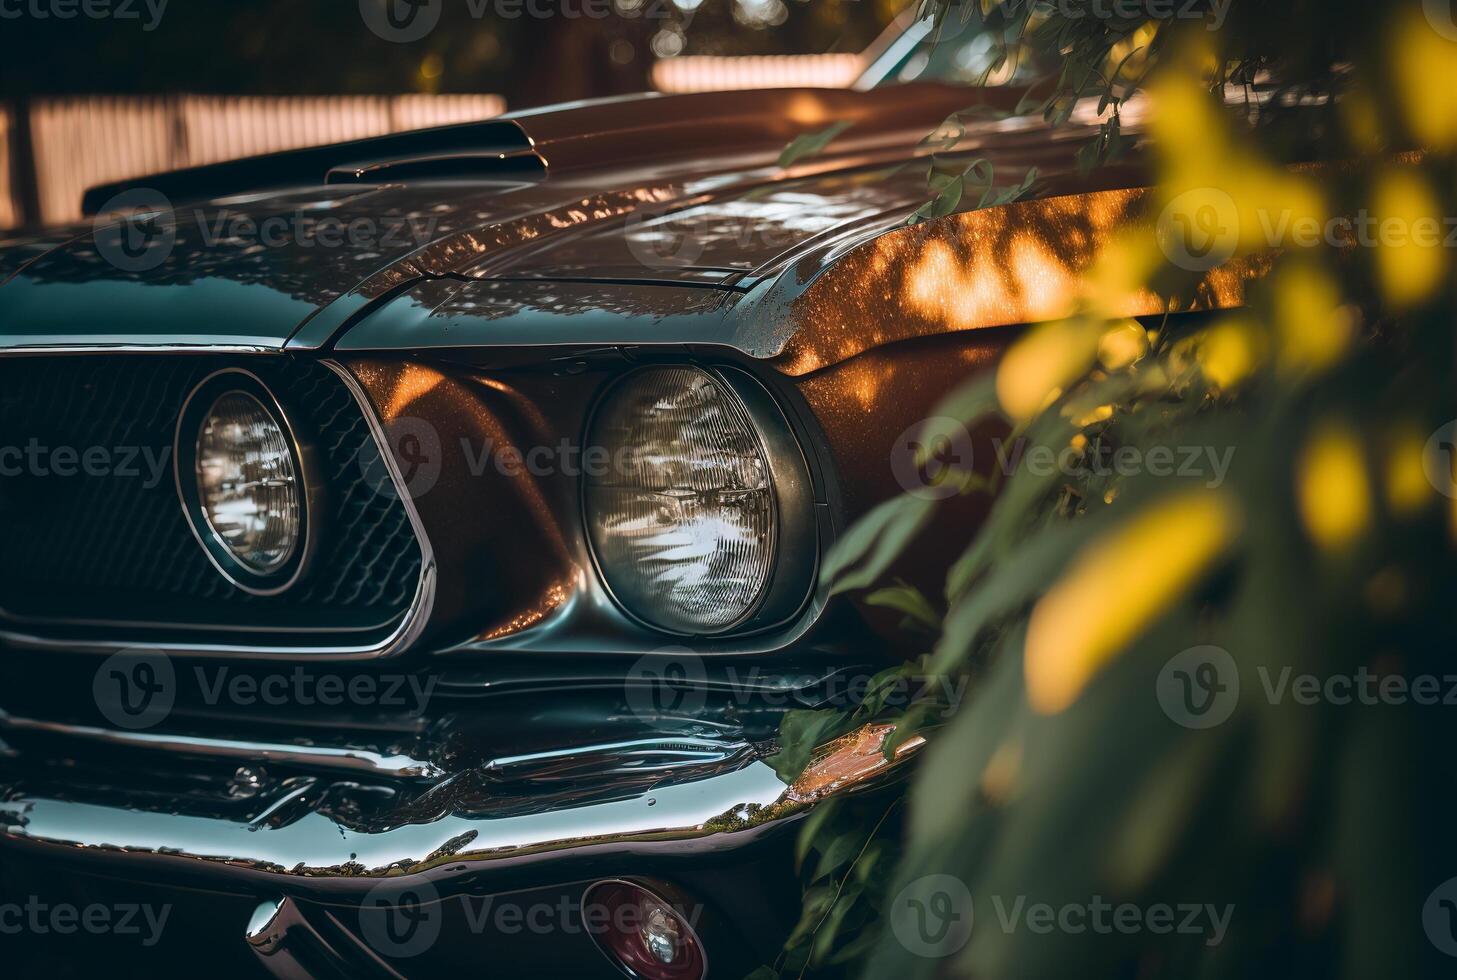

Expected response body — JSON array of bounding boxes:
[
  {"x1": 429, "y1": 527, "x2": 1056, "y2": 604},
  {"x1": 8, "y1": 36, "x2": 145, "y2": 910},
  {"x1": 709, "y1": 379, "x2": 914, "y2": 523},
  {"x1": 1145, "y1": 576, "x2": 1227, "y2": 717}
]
[
  {"x1": 0, "y1": 343, "x2": 281, "y2": 356},
  {"x1": 0, "y1": 710, "x2": 442, "y2": 779},
  {"x1": 0, "y1": 724, "x2": 921, "y2": 893},
  {"x1": 0, "y1": 359, "x2": 437, "y2": 661},
  {"x1": 0, "y1": 757, "x2": 795, "y2": 892}
]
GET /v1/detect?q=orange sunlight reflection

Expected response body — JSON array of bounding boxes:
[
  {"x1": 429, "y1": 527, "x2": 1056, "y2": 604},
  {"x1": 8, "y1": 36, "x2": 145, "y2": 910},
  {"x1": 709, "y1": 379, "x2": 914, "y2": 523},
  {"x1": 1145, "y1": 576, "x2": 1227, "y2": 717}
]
[{"x1": 778, "y1": 187, "x2": 1264, "y2": 376}]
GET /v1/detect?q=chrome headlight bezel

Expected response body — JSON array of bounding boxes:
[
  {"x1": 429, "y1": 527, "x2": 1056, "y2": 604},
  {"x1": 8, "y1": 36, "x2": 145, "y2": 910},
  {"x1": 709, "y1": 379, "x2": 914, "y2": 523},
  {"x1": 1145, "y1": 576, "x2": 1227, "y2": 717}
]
[
  {"x1": 581, "y1": 363, "x2": 818, "y2": 638},
  {"x1": 175, "y1": 368, "x2": 319, "y2": 596}
]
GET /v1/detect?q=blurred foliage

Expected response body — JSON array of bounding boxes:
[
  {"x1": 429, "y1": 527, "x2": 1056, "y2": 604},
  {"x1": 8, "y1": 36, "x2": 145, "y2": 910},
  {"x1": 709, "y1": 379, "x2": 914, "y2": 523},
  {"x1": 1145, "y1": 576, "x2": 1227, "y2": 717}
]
[{"x1": 759, "y1": 1, "x2": 1457, "y2": 978}]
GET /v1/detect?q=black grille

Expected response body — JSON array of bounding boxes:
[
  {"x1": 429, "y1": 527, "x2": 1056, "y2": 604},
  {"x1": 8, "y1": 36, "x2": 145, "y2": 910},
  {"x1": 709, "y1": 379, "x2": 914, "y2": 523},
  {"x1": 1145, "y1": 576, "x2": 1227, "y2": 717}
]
[{"x1": 0, "y1": 355, "x2": 423, "y2": 639}]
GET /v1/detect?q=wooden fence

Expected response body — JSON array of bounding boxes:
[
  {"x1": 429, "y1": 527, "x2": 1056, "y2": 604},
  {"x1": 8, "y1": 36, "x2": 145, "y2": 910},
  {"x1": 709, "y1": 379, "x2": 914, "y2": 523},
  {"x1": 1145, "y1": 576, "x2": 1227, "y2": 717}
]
[{"x1": 2, "y1": 93, "x2": 506, "y2": 229}]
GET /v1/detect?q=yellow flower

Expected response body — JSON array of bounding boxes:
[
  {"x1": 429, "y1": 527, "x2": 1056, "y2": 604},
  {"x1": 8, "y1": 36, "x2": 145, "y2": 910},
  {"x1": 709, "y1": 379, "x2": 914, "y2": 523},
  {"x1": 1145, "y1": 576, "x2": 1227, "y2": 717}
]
[
  {"x1": 1371, "y1": 167, "x2": 1445, "y2": 309},
  {"x1": 1025, "y1": 491, "x2": 1241, "y2": 714},
  {"x1": 1392, "y1": 11, "x2": 1457, "y2": 149},
  {"x1": 1296, "y1": 422, "x2": 1371, "y2": 551},
  {"x1": 996, "y1": 318, "x2": 1101, "y2": 421},
  {"x1": 1151, "y1": 72, "x2": 1324, "y2": 264},
  {"x1": 1086, "y1": 230, "x2": 1161, "y2": 318},
  {"x1": 1072, "y1": 403, "x2": 1115, "y2": 428},
  {"x1": 1098, "y1": 319, "x2": 1149, "y2": 371},
  {"x1": 1383, "y1": 425, "x2": 1432, "y2": 518},
  {"x1": 1272, "y1": 262, "x2": 1353, "y2": 375},
  {"x1": 1197, "y1": 316, "x2": 1264, "y2": 391}
]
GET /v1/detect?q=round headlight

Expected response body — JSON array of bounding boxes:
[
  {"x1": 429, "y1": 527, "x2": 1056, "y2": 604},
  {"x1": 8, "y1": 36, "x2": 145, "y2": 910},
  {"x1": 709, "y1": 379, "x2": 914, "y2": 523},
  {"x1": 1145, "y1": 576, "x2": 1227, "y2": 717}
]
[
  {"x1": 177, "y1": 370, "x2": 313, "y2": 594},
  {"x1": 584, "y1": 367, "x2": 776, "y2": 634},
  {"x1": 195, "y1": 390, "x2": 301, "y2": 575}
]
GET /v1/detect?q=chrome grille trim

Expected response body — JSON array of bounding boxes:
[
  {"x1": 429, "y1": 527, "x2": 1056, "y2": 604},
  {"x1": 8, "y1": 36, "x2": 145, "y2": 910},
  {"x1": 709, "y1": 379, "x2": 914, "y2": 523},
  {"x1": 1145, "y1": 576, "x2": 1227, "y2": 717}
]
[{"x1": 0, "y1": 358, "x2": 436, "y2": 660}]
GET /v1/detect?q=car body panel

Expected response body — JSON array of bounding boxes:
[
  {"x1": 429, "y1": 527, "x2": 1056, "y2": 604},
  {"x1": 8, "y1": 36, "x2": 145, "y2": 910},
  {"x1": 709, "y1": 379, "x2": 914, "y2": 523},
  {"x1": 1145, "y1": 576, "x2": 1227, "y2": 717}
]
[{"x1": 0, "y1": 83, "x2": 1116, "y2": 356}]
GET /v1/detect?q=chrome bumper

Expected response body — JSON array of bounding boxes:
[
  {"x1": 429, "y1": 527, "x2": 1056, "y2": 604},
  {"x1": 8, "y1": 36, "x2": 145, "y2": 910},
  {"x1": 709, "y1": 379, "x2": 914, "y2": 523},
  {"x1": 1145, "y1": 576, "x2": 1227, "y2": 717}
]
[{"x1": 0, "y1": 723, "x2": 917, "y2": 895}]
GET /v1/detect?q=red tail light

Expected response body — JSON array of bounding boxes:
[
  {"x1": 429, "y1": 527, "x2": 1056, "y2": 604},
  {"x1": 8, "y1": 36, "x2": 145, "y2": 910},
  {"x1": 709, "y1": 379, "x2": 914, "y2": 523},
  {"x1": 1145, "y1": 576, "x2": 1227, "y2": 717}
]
[{"x1": 583, "y1": 880, "x2": 707, "y2": 980}]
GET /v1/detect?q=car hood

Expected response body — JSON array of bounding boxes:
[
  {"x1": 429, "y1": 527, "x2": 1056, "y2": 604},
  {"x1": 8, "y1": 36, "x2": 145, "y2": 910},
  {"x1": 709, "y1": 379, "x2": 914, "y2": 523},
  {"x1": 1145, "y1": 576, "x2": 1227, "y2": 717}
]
[{"x1": 0, "y1": 84, "x2": 1116, "y2": 353}]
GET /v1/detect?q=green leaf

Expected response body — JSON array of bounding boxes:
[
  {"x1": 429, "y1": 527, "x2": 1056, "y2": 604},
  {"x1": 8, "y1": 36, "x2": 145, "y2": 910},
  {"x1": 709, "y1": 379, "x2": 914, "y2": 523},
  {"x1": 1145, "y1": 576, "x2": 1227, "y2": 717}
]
[
  {"x1": 981, "y1": 165, "x2": 1040, "y2": 209},
  {"x1": 811, "y1": 881, "x2": 865, "y2": 964},
  {"x1": 785, "y1": 883, "x2": 836, "y2": 948},
  {"x1": 827, "y1": 928, "x2": 881, "y2": 966},
  {"x1": 858, "y1": 661, "x2": 923, "y2": 718},
  {"x1": 865, "y1": 581, "x2": 940, "y2": 631},
  {"x1": 1047, "y1": 93, "x2": 1077, "y2": 127},
  {"x1": 742, "y1": 968, "x2": 779, "y2": 980},
  {"x1": 813, "y1": 829, "x2": 863, "y2": 881},
  {"x1": 883, "y1": 703, "x2": 936, "y2": 760},
  {"x1": 853, "y1": 839, "x2": 887, "y2": 886},
  {"x1": 919, "y1": 111, "x2": 968, "y2": 151},
  {"x1": 932, "y1": 517, "x2": 1094, "y2": 674},
  {"x1": 778, "y1": 120, "x2": 853, "y2": 168},
  {"x1": 908, "y1": 172, "x2": 965, "y2": 223},
  {"x1": 770, "y1": 708, "x2": 855, "y2": 783},
  {"x1": 822, "y1": 494, "x2": 936, "y2": 596},
  {"x1": 941, "y1": 434, "x2": 1072, "y2": 602},
  {"x1": 794, "y1": 797, "x2": 842, "y2": 873}
]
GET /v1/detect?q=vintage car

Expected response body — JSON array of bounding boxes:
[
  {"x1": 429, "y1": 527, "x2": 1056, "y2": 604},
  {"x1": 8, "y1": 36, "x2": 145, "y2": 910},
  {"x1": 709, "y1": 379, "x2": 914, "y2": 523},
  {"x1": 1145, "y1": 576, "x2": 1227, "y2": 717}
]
[{"x1": 0, "y1": 16, "x2": 1205, "y2": 979}]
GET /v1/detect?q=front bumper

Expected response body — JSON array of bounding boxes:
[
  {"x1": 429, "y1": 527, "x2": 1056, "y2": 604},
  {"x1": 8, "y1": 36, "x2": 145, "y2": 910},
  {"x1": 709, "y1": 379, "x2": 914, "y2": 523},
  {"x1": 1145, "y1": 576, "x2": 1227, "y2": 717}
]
[{"x1": 0, "y1": 653, "x2": 915, "y2": 977}]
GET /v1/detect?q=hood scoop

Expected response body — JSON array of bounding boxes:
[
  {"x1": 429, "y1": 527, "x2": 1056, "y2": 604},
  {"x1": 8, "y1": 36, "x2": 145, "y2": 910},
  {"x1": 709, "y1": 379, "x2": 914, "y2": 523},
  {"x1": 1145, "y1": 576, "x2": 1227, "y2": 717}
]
[
  {"x1": 82, "y1": 119, "x2": 539, "y2": 215},
  {"x1": 325, "y1": 148, "x2": 546, "y2": 185}
]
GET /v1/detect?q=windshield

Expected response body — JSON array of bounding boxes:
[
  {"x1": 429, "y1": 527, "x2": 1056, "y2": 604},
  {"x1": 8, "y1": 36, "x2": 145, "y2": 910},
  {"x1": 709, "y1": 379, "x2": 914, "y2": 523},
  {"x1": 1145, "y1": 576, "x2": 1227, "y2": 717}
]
[{"x1": 859, "y1": 9, "x2": 1051, "y2": 89}]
